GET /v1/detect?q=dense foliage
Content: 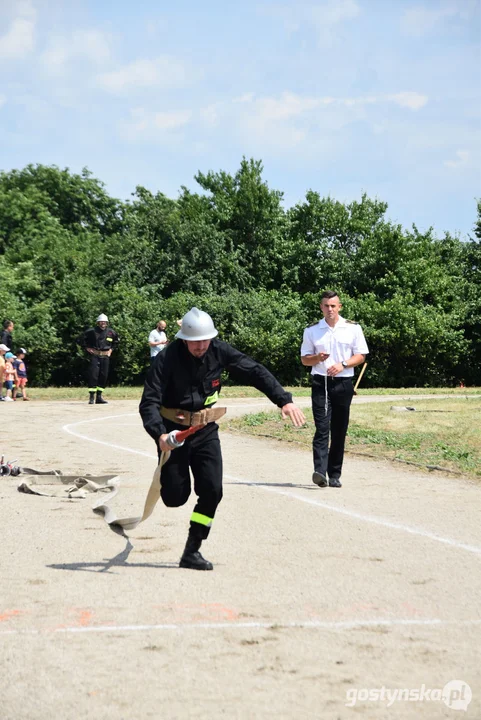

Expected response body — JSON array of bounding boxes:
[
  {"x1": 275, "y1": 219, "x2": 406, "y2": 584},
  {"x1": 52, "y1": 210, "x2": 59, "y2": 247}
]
[{"x1": 1, "y1": 160, "x2": 479, "y2": 387}]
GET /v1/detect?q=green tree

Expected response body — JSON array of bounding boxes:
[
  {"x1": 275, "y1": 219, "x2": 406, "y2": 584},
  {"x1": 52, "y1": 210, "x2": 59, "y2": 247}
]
[{"x1": 195, "y1": 158, "x2": 288, "y2": 289}]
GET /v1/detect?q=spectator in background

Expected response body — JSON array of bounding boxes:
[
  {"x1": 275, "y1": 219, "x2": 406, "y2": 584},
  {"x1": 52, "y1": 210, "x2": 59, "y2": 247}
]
[
  {"x1": 3, "y1": 352, "x2": 18, "y2": 402},
  {"x1": 1, "y1": 320, "x2": 14, "y2": 350},
  {"x1": 148, "y1": 320, "x2": 168, "y2": 364},
  {"x1": 13, "y1": 348, "x2": 29, "y2": 401},
  {"x1": 0, "y1": 343, "x2": 9, "y2": 401},
  {"x1": 77, "y1": 313, "x2": 119, "y2": 405}
]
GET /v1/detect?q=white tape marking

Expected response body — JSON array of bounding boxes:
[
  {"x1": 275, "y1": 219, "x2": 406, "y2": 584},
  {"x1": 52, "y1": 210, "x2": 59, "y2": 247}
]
[
  {"x1": 64, "y1": 414, "x2": 153, "y2": 458},
  {"x1": 3, "y1": 617, "x2": 481, "y2": 636},
  {"x1": 224, "y1": 475, "x2": 481, "y2": 557}
]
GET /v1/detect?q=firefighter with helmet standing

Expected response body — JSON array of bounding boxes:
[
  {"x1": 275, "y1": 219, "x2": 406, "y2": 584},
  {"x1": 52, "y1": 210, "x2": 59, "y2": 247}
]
[
  {"x1": 78, "y1": 314, "x2": 119, "y2": 404},
  {"x1": 139, "y1": 307, "x2": 306, "y2": 571}
]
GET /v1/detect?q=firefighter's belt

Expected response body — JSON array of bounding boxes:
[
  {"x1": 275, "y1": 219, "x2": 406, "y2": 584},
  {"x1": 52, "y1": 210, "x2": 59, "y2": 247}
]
[
  {"x1": 160, "y1": 405, "x2": 226, "y2": 426},
  {"x1": 90, "y1": 349, "x2": 110, "y2": 357}
]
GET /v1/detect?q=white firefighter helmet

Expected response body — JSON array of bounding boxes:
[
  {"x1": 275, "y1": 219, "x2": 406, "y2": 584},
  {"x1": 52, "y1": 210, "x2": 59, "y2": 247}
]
[
  {"x1": 176, "y1": 307, "x2": 218, "y2": 341},
  {"x1": 97, "y1": 313, "x2": 109, "y2": 323}
]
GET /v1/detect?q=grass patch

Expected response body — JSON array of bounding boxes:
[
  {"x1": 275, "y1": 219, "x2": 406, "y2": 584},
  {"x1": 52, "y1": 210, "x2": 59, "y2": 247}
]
[
  {"x1": 24, "y1": 385, "x2": 481, "y2": 401},
  {"x1": 227, "y1": 396, "x2": 481, "y2": 480}
]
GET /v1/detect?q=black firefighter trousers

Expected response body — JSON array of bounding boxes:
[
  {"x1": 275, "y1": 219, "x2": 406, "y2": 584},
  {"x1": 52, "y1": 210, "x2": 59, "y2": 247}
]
[
  {"x1": 158, "y1": 420, "x2": 223, "y2": 541},
  {"x1": 312, "y1": 376, "x2": 354, "y2": 481},
  {"x1": 88, "y1": 355, "x2": 110, "y2": 392}
]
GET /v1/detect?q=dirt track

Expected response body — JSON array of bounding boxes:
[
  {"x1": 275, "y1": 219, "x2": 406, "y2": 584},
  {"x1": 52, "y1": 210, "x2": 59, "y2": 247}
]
[{"x1": 1, "y1": 397, "x2": 480, "y2": 719}]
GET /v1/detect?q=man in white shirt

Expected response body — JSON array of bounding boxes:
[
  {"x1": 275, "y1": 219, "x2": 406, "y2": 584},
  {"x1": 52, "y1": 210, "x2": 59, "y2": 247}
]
[
  {"x1": 300, "y1": 291, "x2": 369, "y2": 488},
  {"x1": 149, "y1": 320, "x2": 168, "y2": 363}
]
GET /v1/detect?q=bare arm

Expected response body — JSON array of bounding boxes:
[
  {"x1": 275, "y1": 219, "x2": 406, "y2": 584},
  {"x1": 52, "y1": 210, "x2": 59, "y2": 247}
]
[
  {"x1": 301, "y1": 352, "x2": 330, "y2": 366},
  {"x1": 327, "y1": 353, "x2": 366, "y2": 377}
]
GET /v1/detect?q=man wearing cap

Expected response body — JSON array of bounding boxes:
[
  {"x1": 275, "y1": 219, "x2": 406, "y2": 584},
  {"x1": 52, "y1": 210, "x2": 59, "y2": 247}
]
[
  {"x1": 0, "y1": 343, "x2": 10, "y2": 401},
  {"x1": 13, "y1": 348, "x2": 29, "y2": 401},
  {"x1": 139, "y1": 307, "x2": 306, "y2": 571},
  {"x1": 77, "y1": 314, "x2": 119, "y2": 404}
]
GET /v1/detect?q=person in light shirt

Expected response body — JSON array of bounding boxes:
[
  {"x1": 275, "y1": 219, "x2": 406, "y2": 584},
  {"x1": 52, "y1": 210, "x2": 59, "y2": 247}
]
[
  {"x1": 148, "y1": 320, "x2": 168, "y2": 364},
  {"x1": 300, "y1": 291, "x2": 369, "y2": 488}
]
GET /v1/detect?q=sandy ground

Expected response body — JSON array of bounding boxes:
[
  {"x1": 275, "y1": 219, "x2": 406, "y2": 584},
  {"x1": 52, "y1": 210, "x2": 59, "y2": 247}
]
[{"x1": 1, "y1": 396, "x2": 480, "y2": 720}]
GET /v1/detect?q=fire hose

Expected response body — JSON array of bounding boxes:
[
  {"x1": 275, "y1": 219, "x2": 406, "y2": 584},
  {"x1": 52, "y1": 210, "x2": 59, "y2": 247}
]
[
  {"x1": 0, "y1": 456, "x2": 20, "y2": 477},
  {"x1": 92, "y1": 425, "x2": 204, "y2": 531}
]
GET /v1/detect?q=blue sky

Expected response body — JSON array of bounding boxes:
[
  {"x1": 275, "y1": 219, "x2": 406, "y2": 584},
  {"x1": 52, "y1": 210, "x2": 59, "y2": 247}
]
[{"x1": 1, "y1": 0, "x2": 480, "y2": 237}]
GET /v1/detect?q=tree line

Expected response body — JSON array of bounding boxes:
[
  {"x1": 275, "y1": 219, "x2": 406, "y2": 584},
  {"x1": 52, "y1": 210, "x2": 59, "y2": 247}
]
[{"x1": 1, "y1": 159, "x2": 480, "y2": 387}]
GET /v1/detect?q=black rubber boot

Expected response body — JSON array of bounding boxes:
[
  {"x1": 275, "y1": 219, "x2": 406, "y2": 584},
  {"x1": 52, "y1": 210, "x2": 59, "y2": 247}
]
[
  {"x1": 89, "y1": 392, "x2": 95, "y2": 405},
  {"x1": 95, "y1": 391, "x2": 108, "y2": 405},
  {"x1": 179, "y1": 532, "x2": 213, "y2": 571}
]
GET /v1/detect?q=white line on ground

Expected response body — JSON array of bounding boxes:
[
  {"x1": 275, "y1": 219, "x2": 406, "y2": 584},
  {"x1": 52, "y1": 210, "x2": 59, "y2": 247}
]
[
  {"x1": 62, "y1": 414, "x2": 481, "y2": 557},
  {"x1": 225, "y1": 475, "x2": 481, "y2": 557},
  {"x1": 3, "y1": 618, "x2": 481, "y2": 636}
]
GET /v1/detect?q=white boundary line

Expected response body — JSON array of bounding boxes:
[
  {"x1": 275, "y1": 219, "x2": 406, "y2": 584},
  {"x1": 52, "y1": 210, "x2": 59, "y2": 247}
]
[
  {"x1": 64, "y1": 414, "x2": 153, "y2": 458},
  {"x1": 225, "y1": 475, "x2": 481, "y2": 557},
  {"x1": 63, "y1": 414, "x2": 481, "y2": 557},
  {"x1": 3, "y1": 617, "x2": 481, "y2": 637}
]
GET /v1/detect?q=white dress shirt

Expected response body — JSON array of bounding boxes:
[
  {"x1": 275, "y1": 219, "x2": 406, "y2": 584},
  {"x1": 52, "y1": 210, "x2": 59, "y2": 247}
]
[{"x1": 300, "y1": 316, "x2": 369, "y2": 377}]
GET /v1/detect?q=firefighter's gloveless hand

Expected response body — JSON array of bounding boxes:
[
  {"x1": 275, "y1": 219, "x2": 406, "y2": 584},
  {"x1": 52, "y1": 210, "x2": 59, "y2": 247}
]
[
  {"x1": 281, "y1": 403, "x2": 306, "y2": 427},
  {"x1": 158, "y1": 434, "x2": 171, "y2": 453}
]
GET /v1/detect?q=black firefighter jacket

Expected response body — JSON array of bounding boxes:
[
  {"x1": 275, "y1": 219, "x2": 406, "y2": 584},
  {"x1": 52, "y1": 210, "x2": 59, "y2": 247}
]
[
  {"x1": 78, "y1": 326, "x2": 120, "y2": 352},
  {"x1": 139, "y1": 338, "x2": 293, "y2": 441}
]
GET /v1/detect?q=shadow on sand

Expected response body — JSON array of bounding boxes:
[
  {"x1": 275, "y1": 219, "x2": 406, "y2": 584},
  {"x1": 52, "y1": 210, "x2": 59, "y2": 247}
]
[{"x1": 47, "y1": 536, "x2": 179, "y2": 574}]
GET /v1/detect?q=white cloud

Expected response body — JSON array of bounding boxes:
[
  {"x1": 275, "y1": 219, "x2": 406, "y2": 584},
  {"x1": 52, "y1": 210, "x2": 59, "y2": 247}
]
[
  {"x1": 444, "y1": 150, "x2": 470, "y2": 168},
  {"x1": 249, "y1": 92, "x2": 324, "y2": 122},
  {"x1": 261, "y1": 0, "x2": 360, "y2": 44},
  {"x1": 0, "y1": 94, "x2": 6, "y2": 108},
  {"x1": 0, "y1": 1, "x2": 36, "y2": 60},
  {"x1": 311, "y1": 0, "x2": 360, "y2": 32},
  {"x1": 41, "y1": 29, "x2": 112, "y2": 72},
  {"x1": 230, "y1": 91, "x2": 426, "y2": 124},
  {"x1": 200, "y1": 103, "x2": 223, "y2": 127},
  {"x1": 76, "y1": 30, "x2": 111, "y2": 64},
  {"x1": 97, "y1": 56, "x2": 187, "y2": 94},
  {"x1": 120, "y1": 107, "x2": 192, "y2": 141},
  {"x1": 401, "y1": 1, "x2": 479, "y2": 36},
  {"x1": 199, "y1": 90, "x2": 429, "y2": 154},
  {"x1": 388, "y1": 92, "x2": 428, "y2": 111}
]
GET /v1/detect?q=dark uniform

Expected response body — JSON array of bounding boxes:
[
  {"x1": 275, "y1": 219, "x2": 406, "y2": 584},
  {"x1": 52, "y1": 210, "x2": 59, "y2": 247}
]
[
  {"x1": 139, "y1": 337, "x2": 293, "y2": 563},
  {"x1": 78, "y1": 325, "x2": 119, "y2": 403},
  {"x1": 0, "y1": 329, "x2": 13, "y2": 350}
]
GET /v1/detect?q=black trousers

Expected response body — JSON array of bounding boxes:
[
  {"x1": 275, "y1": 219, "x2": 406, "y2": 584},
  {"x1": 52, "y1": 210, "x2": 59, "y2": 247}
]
[
  {"x1": 311, "y1": 376, "x2": 354, "y2": 480},
  {"x1": 87, "y1": 355, "x2": 110, "y2": 391},
  {"x1": 157, "y1": 420, "x2": 223, "y2": 540}
]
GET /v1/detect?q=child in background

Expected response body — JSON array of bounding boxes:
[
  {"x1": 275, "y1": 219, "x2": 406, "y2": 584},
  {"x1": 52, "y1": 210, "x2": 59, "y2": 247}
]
[
  {"x1": 3, "y1": 352, "x2": 18, "y2": 401},
  {"x1": 13, "y1": 348, "x2": 29, "y2": 401}
]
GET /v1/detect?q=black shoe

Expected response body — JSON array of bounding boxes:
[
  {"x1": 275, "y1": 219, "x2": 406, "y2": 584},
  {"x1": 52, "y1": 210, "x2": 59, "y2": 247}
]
[
  {"x1": 179, "y1": 550, "x2": 213, "y2": 571},
  {"x1": 95, "y1": 393, "x2": 108, "y2": 404},
  {"x1": 329, "y1": 478, "x2": 342, "y2": 488},
  {"x1": 89, "y1": 393, "x2": 95, "y2": 405},
  {"x1": 312, "y1": 471, "x2": 328, "y2": 487}
]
